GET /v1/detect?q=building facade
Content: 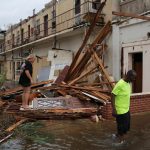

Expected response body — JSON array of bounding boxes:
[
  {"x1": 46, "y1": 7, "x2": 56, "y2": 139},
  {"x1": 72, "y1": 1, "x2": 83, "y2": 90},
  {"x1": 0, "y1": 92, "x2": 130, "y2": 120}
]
[
  {"x1": 0, "y1": 0, "x2": 113, "y2": 82},
  {"x1": 112, "y1": 0, "x2": 150, "y2": 93}
]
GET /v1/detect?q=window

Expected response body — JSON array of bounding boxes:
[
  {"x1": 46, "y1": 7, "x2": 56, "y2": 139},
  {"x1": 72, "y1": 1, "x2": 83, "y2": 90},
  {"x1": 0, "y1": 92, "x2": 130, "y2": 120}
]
[
  {"x1": 75, "y1": 0, "x2": 81, "y2": 15},
  {"x1": 92, "y1": 0, "x2": 101, "y2": 10},
  {"x1": 44, "y1": 15, "x2": 48, "y2": 36},
  {"x1": 52, "y1": 10, "x2": 56, "y2": 29},
  {"x1": 17, "y1": 31, "x2": 20, "y2": 44},
  {"x1": 28, "y1": 25, "x2": 30, "y2": 38},
  {"x1": 10, "y1": 62, "x2": 11, "y2": 71},
  {"x1": 36, "y1": 19, "x2": 40, "y2": 35}
]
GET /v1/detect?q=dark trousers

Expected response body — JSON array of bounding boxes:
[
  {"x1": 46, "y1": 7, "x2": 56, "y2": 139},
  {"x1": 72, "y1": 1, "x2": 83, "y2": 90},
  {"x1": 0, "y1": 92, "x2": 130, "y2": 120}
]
[{"x1": 116, "y1": 111, "x2": 130, "y2": 136}]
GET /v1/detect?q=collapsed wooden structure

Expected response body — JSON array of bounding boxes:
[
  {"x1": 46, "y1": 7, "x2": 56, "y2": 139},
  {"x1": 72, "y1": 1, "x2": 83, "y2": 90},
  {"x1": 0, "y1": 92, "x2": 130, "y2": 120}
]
[{"x1": 0, "y1": 0, "x2": 114, "y2": 120}]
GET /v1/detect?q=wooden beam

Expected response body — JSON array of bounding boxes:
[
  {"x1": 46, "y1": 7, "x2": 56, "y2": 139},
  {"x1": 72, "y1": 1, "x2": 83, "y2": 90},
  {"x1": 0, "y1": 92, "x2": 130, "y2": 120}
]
[
  {"x1": 82, "y1": 91, "x2": 108, "y2": 104},
  {"x1": 6, "y1": 118, "x2": 28, "y2": 132},
  {"x1": 65, "y1": 0, "x2": 107, "y2": 81},
  {"x1": 69, "y1": 89, "x2": 91, "y2": 101},
  {"x1": 87, "y1": 47, "x2": 114, "y2": 90},
  {"x1": 112, "y1": 11, "x2": 150, "y2": 21},
  {"x1": 0, "y1": 133, "x2": 13, "y2": 144},
  {"x1": 0, "y1": 80, "x2": 53, "y2": 97},
  {"x1": 59, "y1": 84, "x2": 110, "y2": 93},
  {"x1": 67, "y1": 21, "x2": 111, "y2": 81},
  {"x1": 91, "y1": 21, "x2": 112, "y2": 49},
  {"x1": 68, "y1": 66, "x2": 97, "y2": 85},
  {"x1": 80, "y1": 81, "x2": 116, "y2": 86},
  {"x1": 44, "y1": 108, "x2": 97, "y2": 113}
]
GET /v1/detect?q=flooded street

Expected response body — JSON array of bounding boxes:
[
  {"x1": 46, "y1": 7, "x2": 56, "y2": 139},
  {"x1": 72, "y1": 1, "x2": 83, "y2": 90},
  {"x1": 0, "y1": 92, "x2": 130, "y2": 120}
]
[{"x1": 0, "y1": 112, "x2": 150, "y2": 150}]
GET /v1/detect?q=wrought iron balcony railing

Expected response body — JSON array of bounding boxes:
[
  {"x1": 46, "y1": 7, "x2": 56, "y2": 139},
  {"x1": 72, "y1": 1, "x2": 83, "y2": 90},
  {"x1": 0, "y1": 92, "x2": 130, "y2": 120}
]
[{"x1": 2, "y1": 1, "x2": 104, "y2": 53}]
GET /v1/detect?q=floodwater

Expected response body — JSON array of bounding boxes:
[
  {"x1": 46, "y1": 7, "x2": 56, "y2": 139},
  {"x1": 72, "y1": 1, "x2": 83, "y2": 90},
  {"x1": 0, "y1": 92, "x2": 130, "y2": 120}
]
[{"x1": 0, "y1": 113, "x2": 150, "y2": 150}]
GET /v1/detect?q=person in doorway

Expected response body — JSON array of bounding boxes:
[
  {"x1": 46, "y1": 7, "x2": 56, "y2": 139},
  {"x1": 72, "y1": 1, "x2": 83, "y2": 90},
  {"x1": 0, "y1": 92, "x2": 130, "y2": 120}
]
[
  {"x1": 111, "y1": 70, "x2": 137, "y2": 143},
  {"x1": 19, "y1": 54, "x2": 35, "y2": 110}
]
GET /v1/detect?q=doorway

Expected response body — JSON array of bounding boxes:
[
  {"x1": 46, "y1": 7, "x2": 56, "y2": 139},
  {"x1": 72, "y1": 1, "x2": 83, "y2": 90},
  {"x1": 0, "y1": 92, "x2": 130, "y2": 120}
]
[{"x1": 132, "y1": 52, "x2": 143, "y2": 93}]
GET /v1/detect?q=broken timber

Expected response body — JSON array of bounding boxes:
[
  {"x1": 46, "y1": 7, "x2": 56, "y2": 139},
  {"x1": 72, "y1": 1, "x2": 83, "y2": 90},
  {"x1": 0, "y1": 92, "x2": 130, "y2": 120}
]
[
  {"x1": 1, "y1": 0, "x2": 115, "y2": 121},
  {"x1": 0, "y1": 80, "x2": 53, "y2": 97},
  {"x1": 65, "y1": 0, "x2": 107, "y2": 81}
]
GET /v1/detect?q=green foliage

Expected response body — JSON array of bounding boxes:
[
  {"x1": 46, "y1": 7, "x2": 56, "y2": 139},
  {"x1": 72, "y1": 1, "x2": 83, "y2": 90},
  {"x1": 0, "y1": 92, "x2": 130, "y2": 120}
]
[{"x1": 0, "y1": 74, "x2": 5, "y2": 87}]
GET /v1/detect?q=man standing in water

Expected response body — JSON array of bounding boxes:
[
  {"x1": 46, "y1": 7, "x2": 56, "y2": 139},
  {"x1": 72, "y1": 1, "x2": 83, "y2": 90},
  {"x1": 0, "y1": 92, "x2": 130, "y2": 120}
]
[{"x1": 111, "y1": 70, "x2": 137, "y2": 143}]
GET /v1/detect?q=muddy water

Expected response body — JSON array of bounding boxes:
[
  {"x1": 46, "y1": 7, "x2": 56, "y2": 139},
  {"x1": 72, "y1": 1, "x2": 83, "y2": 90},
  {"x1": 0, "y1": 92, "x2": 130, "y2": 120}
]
[{"x1": 0, "y1": 113, "x2": 150, "y2": 150}]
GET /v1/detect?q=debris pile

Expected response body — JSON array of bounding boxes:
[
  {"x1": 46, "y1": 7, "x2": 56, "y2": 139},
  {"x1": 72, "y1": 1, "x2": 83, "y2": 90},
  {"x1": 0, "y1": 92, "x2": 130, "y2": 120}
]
[{"x1": 0, "y1": 0, "x2": 114, "y2": 120}]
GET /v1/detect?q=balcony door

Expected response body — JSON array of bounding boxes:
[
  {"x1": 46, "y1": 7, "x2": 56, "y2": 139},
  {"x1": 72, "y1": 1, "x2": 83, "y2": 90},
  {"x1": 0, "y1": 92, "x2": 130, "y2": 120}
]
[
  {"x1": 21, "y1": 28, "x2": 24, "y2": 44},
  {"x1": 75, "y1": 0, "x2": 81, "y2": 15},
  {"x1": 44, "y1": 15, "x2": 48, "y2": 36}
]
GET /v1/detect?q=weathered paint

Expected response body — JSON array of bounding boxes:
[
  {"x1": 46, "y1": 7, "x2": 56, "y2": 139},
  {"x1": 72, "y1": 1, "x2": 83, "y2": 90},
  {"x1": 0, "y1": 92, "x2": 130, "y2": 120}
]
[
  {"x1": 112, "y1": 16, "x2": 150, "y2": 92},
  {"x1": 120, "y1": 0, "x2": 150, "y2": 14}
]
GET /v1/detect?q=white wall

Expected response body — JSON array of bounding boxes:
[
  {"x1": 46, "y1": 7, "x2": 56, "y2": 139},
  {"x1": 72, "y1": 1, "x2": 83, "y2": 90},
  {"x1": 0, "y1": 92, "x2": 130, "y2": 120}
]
[
  {"x1": 123, "y1": 40, "x2": 150, "y2": 92},
  {"x1": 48, "y1": 50, "x2": 72, "y2": 80},
  {"x1": 112, "y1": 18, "x2": 150, "y2": 92}
]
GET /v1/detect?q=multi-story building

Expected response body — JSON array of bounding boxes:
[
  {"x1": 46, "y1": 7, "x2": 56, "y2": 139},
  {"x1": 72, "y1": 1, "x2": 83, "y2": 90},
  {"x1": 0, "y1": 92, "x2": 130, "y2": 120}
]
[{"x1": 0, "y1": 0, "x2": 113, "y2": 82}]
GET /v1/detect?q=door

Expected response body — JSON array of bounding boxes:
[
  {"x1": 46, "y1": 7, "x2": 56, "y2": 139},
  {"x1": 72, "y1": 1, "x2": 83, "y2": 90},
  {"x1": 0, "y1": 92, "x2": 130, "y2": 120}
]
[{"x1": 132, "y1": 53, "x2": 143, "y2": 93}]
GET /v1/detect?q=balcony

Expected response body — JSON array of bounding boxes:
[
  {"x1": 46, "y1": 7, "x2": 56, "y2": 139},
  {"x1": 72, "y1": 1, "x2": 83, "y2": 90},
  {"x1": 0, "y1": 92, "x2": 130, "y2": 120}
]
[{"x1": 3, "y1": 1, "x2": 105, "y2": 53}]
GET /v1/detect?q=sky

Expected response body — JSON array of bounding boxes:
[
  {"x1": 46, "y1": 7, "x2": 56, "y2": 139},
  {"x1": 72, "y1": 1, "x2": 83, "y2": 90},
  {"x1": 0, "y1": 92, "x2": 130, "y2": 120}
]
[{"x1": 0, "y1": 0, "x2": 51, "y2": 30}]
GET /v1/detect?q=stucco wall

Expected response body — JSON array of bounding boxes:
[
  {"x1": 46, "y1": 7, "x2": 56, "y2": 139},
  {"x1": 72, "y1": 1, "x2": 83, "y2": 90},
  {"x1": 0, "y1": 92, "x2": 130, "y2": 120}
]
[
  {"x1": 112, "y1": 19, "x2": 150, "y2": 81},
  {"x1": 120, "y1": 0, "x2": 150, "y2": 14},
  {"x1": 123, "y1": 40, "x2": 150, "y2": 92},
  {"x1": 111, "y1": 17, "x2": 150, "y2": 92}
]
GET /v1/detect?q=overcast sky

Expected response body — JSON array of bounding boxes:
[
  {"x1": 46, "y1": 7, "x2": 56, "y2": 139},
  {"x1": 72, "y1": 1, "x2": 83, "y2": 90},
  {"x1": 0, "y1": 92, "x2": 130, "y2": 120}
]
[{"x1": 0, "y1": 0, "x2": 51, "y2": 29}]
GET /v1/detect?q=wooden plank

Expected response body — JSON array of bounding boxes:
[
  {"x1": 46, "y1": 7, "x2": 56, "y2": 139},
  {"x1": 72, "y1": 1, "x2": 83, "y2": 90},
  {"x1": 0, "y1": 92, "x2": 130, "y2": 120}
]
[
  {"x1": 81, "y1": 91, "x2": 107, "y2": 104},
  {"x1": 80, "y1": 81, "x2": 116, "y2": 86},
  {"x1": 0, "y1": 80, "x2": 53, "y2": 97},
  {"x1": 85, "y1": 91, "x2": 110, "y2": 101},
  {"x1": 6, "y1": 107, "x2": 98, "y2": 120},
  {"x1": 69, "y1": 52, "x2": 92, "y2": 81},
  {"x1": 68, "y1": 66, "x2": 97, "y2": 85},
  {"x1": 91, "y1": 21, "x2": 112, "y2": 49},
  {"x1": 54, "y1": 65, "x2": 70, "y2": 84},
  {"x1": 44, "y1": 108, "x2": 97, "y2": 113},
  {"x1": 59, "y1": 84, "x2": 110, "y2": 93},
  {"x1": 112, "y1": 11, "x2": 150, "y2": 21},
  {"x1": 65, "y1": 0, "x2": 107, "y2": 81},
  {"x1": 57, "y1": 90, "x2": 68, "y2": 96},
  {"x1": 0, "y1": 133, "x2": 13, "y2": 144},
  {"x1": 67, "y1": 21, "x2": 111, "y2": 81},
  {"x1": 69, "y1": 89, "x2": 91, "y2": 101},
  {"x1": 5, "y1": 118, "x2": 28, "y2": 132},
  {"x1": 87, "y1": 47, "x2": 114, "y2": 90}
]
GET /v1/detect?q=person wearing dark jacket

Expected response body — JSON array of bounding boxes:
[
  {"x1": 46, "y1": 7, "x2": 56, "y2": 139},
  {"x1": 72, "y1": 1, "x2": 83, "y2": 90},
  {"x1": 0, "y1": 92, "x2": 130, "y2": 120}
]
[{"x1": 19, "y1": 54, "x2": 35, "y2": 110}]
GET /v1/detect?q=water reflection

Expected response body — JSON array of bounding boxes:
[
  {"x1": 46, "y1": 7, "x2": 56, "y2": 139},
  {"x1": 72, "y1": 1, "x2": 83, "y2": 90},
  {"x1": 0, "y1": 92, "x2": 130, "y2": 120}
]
[{"x1": 0, "y1": 113, "x2": 150, "y2": 150}]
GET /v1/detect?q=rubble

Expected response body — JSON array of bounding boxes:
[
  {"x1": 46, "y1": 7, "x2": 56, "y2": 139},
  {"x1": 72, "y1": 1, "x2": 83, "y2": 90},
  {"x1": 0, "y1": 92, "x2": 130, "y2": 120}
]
[{"x1": 0, "y1": 0, "x2": 114, "y2": 121}]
